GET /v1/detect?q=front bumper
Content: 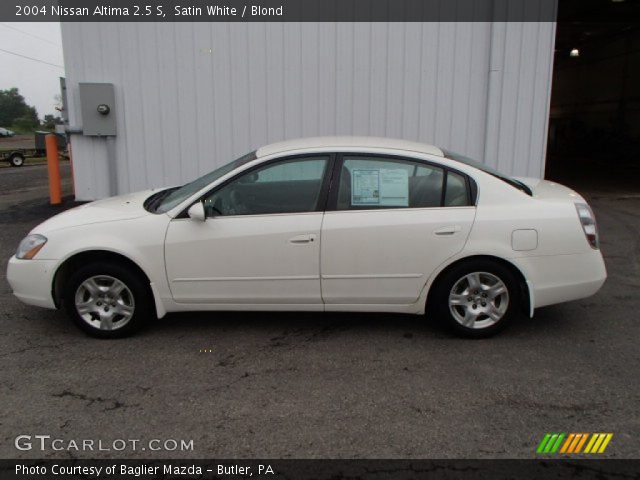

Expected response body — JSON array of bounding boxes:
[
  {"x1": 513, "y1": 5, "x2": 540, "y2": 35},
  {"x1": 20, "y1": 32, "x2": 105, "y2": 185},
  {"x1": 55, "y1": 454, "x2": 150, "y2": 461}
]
[
  {"x1": 6, "y1": 256, "x2": 58, "y2": 309},
  {"x1": 512, "y1": 250, "x2": 607, "y2": 309}
]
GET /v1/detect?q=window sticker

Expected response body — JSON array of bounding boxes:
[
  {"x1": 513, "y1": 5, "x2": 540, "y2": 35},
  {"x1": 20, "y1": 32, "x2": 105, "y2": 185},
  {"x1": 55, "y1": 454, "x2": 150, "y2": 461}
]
[
  {"x1": 351, "y1": 169, "x2": 380, "y2": 205},
  {"x1": 351, "y1": 168, "x2": 408, "y2": 207},
  {"x1": 379, "y1": 168, "x2": 409, "y2": 206}
]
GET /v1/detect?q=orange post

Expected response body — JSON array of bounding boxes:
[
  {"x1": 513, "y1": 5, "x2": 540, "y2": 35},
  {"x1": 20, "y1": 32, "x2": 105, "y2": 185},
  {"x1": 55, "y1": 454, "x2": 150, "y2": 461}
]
[{"x1": 45, "y1": 134, "x2": 62, "y2": 205}]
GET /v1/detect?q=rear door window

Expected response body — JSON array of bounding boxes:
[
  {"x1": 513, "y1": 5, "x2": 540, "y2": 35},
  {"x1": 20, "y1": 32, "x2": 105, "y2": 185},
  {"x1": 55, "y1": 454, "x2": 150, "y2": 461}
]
[{"x1": 335, "y1": 155, "x2": 470, "y2": 210}]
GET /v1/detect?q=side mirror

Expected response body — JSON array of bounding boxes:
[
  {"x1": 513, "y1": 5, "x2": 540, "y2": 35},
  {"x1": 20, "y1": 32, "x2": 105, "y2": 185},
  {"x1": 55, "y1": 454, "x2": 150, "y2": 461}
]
[{"x1": 187, "y1": 202, "x2": 206, "y2": 222}]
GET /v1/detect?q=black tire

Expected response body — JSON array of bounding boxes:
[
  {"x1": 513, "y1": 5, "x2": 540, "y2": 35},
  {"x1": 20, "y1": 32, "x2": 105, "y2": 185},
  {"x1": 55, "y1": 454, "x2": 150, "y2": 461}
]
[
  {"x1": 429, "y1": 259, "x2": 521, "y2": 338},
  {"x1": 9, "y1": 153, "x2": 25, "y2": 167},
  {"x1": 63, "y1": 261, "x2": 152, "y2": 338}
]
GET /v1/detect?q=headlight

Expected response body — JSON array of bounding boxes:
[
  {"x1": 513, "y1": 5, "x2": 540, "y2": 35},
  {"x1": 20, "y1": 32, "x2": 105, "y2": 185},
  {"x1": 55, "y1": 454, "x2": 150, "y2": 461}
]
[{"x1": 16, "y1": 234, "x2": 47, "y2": 259}]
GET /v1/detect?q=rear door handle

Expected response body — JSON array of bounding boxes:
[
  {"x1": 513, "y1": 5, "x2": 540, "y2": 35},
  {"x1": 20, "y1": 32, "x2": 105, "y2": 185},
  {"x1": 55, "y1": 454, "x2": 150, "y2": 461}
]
[
  {"x1": 434, "y1": 225, "x2": 461, "y2": 236},
  {"x1": 289, "y1": 234, "x2": 316, "y2": 244}
]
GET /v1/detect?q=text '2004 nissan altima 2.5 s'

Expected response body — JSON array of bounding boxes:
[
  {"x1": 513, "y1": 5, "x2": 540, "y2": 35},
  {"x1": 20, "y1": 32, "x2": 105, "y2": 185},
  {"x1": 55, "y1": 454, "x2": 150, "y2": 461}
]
[{"x1": 7, "y1": 137, "x2": 606, "y2": 338}]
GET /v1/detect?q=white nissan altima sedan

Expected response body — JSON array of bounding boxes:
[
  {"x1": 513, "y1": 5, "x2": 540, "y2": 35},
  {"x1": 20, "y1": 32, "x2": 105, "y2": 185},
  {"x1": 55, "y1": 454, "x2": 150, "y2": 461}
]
[{"x1": 7, "y1": 137, "x2": 606, "y2": 338}]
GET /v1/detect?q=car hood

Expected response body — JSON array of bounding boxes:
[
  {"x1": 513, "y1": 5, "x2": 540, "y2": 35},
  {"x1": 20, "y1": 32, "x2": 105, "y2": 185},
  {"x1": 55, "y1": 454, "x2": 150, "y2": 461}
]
[
  {"x1": 513, "y1": 177, "x2": 586, "y2": 202},
  {"x1": 33, "y1": 189, "x2": 158, "y2": 233}
]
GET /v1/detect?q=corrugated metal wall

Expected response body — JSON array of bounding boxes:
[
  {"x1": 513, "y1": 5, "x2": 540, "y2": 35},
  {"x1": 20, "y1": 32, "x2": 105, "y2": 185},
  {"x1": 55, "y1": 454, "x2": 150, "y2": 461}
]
[{"x1": 61, "y1": 20, "x2": 556, "y2": 200}]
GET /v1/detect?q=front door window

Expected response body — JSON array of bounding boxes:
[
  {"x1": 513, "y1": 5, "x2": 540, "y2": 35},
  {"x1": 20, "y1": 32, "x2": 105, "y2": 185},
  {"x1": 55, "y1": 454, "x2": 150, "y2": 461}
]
[{"x1": 204, "y1": 156, "x2": 329, "y2": 216}]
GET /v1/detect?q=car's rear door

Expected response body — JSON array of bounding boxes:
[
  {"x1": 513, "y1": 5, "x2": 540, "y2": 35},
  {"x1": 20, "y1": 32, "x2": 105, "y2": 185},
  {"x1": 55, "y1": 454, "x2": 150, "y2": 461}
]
[
  {"x1": 164, "y1": 154, "x2": 333, "y2": 306},
  {"x1": 320, "y1": 153, "x2": 476, "y2": 306}
]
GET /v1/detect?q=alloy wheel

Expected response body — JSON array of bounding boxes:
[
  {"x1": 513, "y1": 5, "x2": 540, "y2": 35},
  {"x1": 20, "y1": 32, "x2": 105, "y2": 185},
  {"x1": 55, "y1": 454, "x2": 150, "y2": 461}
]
[
  {"x1": 74, "y1": 275, "x2": 135, "y2": 331},
  {"x1": 448, "y1": 271, "x2": 509, "y2": 329}
]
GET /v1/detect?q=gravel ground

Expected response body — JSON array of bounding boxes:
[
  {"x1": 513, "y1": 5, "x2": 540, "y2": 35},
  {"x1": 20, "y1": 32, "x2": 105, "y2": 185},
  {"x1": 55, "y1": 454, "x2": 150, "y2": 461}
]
[
  {"x1": 0, "y1": 134, "x2": 35, "y2": 151},
  {"x1": 0, "y1": 164, "x2": 638, "y2": 459}
]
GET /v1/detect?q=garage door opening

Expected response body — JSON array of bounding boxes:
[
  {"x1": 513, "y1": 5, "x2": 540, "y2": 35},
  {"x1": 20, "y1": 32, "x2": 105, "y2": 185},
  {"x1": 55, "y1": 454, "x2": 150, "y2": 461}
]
[{"x1": 546, "y1": 1, "x2": 640, "y2": 193}]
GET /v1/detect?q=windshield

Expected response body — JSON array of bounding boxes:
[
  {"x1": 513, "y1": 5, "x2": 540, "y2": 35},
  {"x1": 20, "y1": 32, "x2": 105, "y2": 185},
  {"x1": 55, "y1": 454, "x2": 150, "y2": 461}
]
[
  {"x1": 154, "y1": 151, "x2": 257, "y2": 213},
  {"x1": 442, "y1": 149, "x2": 532, "y2": 196}
]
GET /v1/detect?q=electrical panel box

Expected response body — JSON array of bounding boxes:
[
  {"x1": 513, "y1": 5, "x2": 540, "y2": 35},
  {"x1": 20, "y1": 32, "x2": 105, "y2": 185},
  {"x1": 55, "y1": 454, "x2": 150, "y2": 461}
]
[{"x1": 79, "y1": 83, "x2": 116, "y2": 136}]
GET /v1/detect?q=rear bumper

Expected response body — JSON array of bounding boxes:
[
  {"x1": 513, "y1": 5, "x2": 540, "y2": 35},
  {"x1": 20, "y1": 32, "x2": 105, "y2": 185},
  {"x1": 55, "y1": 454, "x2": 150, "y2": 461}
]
[
  {"x1": 512, "y1": 250, "x2": 607, "y2": 309},
  {"x1": 6, "y1": 256, "x2": 57, "y2": 309}
]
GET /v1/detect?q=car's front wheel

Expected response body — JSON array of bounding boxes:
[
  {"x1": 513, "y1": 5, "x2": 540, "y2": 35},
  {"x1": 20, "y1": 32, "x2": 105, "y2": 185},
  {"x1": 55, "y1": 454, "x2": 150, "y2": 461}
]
[
  {"x1": 431, "y1": 259, "x2": 521, "y2": 338},
  {"x1": 64, "y1": 262, "x2": 152, "y2": 338}
]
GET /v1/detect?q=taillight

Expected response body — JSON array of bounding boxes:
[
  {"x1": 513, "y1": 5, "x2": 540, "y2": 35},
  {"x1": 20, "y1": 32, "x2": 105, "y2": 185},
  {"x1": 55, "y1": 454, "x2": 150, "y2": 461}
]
[{"x1": 575, "y1": 203, "x2": 599, "y2": 249}]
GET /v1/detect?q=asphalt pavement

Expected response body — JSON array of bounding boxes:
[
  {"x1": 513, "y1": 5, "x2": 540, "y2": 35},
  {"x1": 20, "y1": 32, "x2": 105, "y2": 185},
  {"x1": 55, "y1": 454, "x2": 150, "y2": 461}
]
[{"x1": 0, "y1": 164, "x2": 638, "y2": 459}]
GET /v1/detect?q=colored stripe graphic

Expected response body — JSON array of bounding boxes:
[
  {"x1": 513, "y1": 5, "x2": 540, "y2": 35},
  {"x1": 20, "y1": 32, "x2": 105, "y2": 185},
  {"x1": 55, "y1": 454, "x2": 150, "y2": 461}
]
[
  {"x1": 537, "y1": 433, "x2": 565, "y2": 454},
  {"x1": 584, "y1": 433, "x2": 614, "y2": 454},
  {"x1": 598, "y1": 434, "x2": 613, "y2": 453},
  {"x1": 550, "y1": 433, "x2": 565, "y2": 453},
  {"x1": 560, "y1": 433, "x2": 575, "y2": 453},
  {"x1": 568, "y1": 433, "x2": 581, "y2": 453},
  {"x1": 537, "y1": 434, "x2": 552, "y2": 454},
  {"x1": 585, "y1": 434, "x2": 601, "y2": 453},
  {"x1": 584, "y1": 434, "x2": 598, "y2": 453},
  {"x1": 592, "y1": 434, "x2": 606, "y2": 453},
  {"x1": 545, "y1": 434, "x2": 559, "y2": 453},
  {"x1": 538, "y1": 433, "x2": 613, "y2": 454},
  {"x1": 574, "y1": 433, "x2": 589, "y2": 453},
  {"x1": 568, "y1": 433, "x2": 582, "y2": 453}
]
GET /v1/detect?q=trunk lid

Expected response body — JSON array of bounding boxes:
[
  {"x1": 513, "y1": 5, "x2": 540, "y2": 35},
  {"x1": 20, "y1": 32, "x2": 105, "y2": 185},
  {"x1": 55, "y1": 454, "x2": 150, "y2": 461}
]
[{"x1": 514, "y1": 177, "x2": 586, "y2": 203}]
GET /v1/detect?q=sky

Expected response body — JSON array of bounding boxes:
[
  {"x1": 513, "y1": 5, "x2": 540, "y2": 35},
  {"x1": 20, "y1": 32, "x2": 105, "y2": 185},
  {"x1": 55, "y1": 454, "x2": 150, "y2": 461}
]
[{"x1": 0, "y1": 22, "x2": 64, "y2": 120}]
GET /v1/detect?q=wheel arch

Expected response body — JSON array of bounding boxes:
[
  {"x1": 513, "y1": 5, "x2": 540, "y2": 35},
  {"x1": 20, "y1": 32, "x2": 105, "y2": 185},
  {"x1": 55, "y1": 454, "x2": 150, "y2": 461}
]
[
  {"x1": 425, "y1": 254, "x2": 532, "y2": 317},
  {"x1": 52, "y1": 249, "x2": 162, "y2": 317}
]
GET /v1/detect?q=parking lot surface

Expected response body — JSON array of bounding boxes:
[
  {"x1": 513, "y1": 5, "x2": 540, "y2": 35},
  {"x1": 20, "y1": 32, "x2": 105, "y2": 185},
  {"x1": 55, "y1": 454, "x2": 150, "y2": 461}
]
[
  {"x1": 0, "y1": 134, "x2": 35, "y2": 151},
  {"x1": 1, "y1": 164, "x2": 638, "y2": 459}
]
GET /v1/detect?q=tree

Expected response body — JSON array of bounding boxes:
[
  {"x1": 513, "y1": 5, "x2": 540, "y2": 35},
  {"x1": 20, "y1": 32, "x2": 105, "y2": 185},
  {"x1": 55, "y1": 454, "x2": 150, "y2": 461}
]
[
  {"x1": 0, "y1": 88, "x2": 39, "y2": 129},
  {"x1": 43, "y1": 114, "x2": 62, "y2": 130}
]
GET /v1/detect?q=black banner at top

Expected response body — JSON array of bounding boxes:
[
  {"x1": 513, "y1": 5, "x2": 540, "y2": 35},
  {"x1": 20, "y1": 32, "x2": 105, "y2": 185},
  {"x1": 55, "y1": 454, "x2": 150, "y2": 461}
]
[
  {"x1": 2, "y1": 0, "x2": 639, "y2": 23},
  {"x1": 2, "y1": 0, "x2": 634, "y2": 23}
]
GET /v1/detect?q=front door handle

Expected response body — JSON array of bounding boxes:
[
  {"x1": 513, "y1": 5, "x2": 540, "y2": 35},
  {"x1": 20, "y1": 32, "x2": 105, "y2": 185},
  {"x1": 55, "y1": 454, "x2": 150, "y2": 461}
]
[
  {"x1": 434, "y1": 225, "x2": 462, "y2": 236},
  {"x1": 289, "y1": 234, "x2": 316, "y2": 244}
]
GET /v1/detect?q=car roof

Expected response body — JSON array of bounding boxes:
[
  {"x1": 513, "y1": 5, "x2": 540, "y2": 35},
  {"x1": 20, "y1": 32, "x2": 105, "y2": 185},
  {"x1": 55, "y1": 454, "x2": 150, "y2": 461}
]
[{"x1": 256, "y1": 136, "x2": 444, "y2": 158}]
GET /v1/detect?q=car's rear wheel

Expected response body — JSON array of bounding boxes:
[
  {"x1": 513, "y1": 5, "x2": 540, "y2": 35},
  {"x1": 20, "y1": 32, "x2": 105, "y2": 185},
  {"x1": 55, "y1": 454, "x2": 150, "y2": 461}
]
[
  {"x1": 64, "y1": 262, "x2": 151, "y2": 338},
  {"x1": 431, "y1": 259, "x2": 521, "y2": 338}
]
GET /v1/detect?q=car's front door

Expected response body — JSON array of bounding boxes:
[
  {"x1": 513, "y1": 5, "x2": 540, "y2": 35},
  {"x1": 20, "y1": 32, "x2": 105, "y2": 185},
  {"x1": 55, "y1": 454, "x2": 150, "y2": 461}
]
[
  {"x1": 320, "y1": 154, "x2": 476, "y2": 306},
  {"x1": 164, "y1": 155, "x2": 332, "y2": 305}
]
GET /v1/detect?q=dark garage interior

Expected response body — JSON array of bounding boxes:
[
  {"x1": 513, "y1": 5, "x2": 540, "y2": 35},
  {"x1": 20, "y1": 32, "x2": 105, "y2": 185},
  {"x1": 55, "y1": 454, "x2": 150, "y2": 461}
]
[{"x1": 547, "y1": 0, "x2": 640, "y2": 192}]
